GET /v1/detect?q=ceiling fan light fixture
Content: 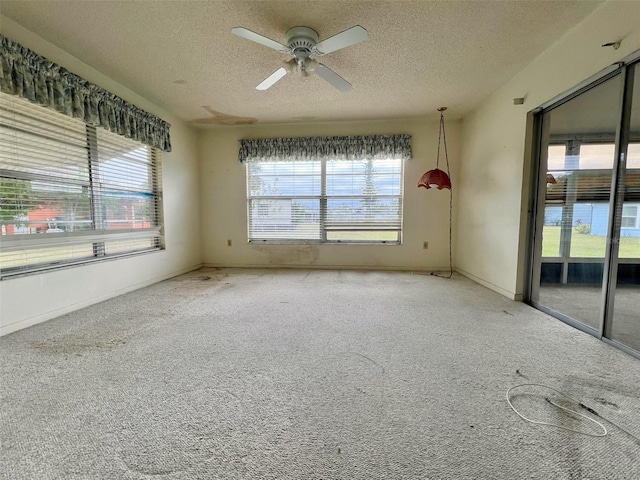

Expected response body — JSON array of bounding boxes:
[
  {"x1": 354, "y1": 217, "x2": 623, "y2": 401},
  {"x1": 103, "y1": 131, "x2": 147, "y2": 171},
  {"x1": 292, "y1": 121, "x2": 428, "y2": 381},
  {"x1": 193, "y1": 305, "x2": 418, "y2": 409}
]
[
  {"x1": 284, "y1": 58, "x2": 297, "y2": 73},
  {"x1": 304, "y1": 58, "x2": 318, "y2": 74}
]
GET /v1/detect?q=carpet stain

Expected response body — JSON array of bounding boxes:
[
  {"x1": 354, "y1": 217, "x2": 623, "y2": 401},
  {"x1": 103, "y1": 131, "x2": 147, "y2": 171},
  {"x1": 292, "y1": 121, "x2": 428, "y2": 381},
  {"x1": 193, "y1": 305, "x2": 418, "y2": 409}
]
[
  {"x1": 594, "y1": 397, "x2": 620, "y2": 409},
  {"x1": 29, "y1": 311, "x2": 166, "y2": 354},
  {"x1": 31, "y1": 337, "x2": 126, "y2": 353},
  {"x1": 170, "y1": 275, "x2": 226, "y2": 295},
  {"x1": 567, "y1": 375, "x2": 640, "y2": 400}
]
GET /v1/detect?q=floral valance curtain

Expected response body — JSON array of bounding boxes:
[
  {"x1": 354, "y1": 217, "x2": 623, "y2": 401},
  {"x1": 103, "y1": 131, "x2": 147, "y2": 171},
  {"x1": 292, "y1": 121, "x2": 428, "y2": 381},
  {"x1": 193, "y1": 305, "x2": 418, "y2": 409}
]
[
  {"x1": 0, "y1": 35, "x2": 171, "y2": 152},
  {"x1": 238, "y1": 134, "x2": 412, "y2": 163}
]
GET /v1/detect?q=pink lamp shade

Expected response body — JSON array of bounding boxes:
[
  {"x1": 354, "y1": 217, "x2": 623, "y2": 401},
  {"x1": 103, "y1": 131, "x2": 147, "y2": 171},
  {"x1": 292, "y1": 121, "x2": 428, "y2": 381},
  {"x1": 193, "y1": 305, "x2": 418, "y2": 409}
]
[{"x1": 418, "y1": 168, "x2": 452, "y2": 190}]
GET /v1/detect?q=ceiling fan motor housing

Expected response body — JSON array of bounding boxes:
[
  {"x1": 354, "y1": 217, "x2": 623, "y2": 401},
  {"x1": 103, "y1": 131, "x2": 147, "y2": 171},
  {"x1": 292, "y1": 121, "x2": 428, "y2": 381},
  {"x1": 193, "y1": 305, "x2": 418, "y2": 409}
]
[{"x1": 286, "y1": 26, "x2": 320, "y2": 63}]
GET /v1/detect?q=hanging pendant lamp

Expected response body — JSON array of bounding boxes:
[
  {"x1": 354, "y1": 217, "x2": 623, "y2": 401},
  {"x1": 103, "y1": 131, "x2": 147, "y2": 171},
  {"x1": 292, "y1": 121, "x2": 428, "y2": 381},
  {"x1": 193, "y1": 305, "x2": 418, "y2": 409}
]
[
  {"x1": 418, "y1": 107, "x2": 452, "y2": 190},
  {"x1": 419, "y1": 107, "x2": 453, "y2": 278},
  {"x1": 418, "y1": 168, "x2": 451, "y2": 190}
]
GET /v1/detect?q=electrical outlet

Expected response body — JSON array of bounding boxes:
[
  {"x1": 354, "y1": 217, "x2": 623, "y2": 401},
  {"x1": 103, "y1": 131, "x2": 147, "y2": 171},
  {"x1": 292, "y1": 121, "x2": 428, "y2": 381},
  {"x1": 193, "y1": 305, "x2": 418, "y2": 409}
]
[
  {"x1": 423, "y1": 241, "x2": 429, "y2": 250},
  {"x1": 227, "y1": 239, "x2": 232, "y2": 247}
]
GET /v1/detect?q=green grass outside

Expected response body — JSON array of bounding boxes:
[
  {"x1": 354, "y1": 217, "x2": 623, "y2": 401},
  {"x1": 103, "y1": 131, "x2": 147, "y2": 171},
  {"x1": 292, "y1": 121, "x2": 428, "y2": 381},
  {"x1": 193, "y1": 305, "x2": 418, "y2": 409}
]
[{"x1": 542, "y1": 225, "x2": 640, "y2": 258}]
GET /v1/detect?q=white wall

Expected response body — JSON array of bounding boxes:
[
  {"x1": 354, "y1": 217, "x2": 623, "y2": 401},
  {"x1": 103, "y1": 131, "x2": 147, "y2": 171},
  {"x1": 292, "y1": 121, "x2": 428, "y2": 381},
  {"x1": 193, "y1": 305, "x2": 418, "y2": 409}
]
[
  {"x1": 456, "y1": 1, "x2": 640, "y2": 300},
  {"x1": 199, "y1": 118, "x2": 460, "y2": 270},
  {"x1": 0, "y1": 18, "x2": 202, "y2": 335}
]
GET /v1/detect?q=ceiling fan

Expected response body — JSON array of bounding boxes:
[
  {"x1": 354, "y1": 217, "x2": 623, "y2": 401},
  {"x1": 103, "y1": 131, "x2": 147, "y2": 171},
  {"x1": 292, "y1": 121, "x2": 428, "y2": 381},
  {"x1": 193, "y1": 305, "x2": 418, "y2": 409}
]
[{"x1": 231, "y1": 25, "x2": 368, "y2": 92}]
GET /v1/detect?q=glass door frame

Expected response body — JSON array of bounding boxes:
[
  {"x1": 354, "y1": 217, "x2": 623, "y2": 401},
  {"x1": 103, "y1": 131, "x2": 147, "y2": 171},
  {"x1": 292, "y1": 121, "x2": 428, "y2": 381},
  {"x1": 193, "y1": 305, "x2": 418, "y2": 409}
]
[{"x1": 526, "y1": 52, "x2": 640, "y2": 360}]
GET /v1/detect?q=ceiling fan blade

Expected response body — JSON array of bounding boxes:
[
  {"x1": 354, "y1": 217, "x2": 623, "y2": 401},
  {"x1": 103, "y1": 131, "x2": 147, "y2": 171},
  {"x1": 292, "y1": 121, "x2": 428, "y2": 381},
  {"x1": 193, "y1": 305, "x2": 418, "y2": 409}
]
[
  {"x1": 314, "y1": 26, "x2": 368, "y2": 55},
  {"x1": 256, "y1": 67, "x2": 288, "y2": 90},
  {"x1": 315, "y1": 64, "x2": 351, "y2": 92},
  {"x1": 231, "y1": 27, "x2": 290, "y2": 53}
]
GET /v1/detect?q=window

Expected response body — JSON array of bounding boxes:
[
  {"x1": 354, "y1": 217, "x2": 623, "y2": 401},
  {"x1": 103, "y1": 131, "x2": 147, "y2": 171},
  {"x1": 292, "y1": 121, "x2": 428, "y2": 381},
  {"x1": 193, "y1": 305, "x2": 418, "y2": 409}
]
[
  {"x1": 622, "y1": 204, "x2": 639, "y2": 229},
  {"x1": 247, "y1": 157, "x2": 403, "y2": 243},
  {"x1": 0, "y1": 93, "x2": 163, "y2": 278}
]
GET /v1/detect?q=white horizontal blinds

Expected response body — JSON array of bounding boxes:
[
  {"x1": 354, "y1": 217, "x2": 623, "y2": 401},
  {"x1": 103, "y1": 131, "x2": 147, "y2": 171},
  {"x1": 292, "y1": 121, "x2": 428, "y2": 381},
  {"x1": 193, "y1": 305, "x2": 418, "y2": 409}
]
[
  {"x1": 325, "y1": 158, "x2": 402, "y2": 242},
  {"x1": 0, "y1": 92, "x2": 162, "y2": 278},
  {"x1": 0, "y1": 94, "x2": 92, "y2": 234},
  {"x1": 0, "y1": 95, "x2": 95, "y2": 273},
  {"x1": 93, "y1": 127, "x2": 159, "y2": 231},
  {"x1": 247, "y1": 160, "x2": 322, "y2": 240},
  {"x1": 546, "y1": 143, "x2": 614, "y2": 202},
  {"x1": 104, "y1": 236, "x2": 160, "y2": 255},
  {"x1": 0, "y1": 242, "x2": 97, "y2": 274},
  {"x1": 246, "y1": 157, "x2": 403, "y2": 243}
]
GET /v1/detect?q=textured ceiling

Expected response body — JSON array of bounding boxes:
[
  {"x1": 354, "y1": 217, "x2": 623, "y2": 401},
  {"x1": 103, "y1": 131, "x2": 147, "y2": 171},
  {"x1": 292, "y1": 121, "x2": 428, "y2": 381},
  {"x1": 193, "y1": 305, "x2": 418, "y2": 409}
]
[{"x1": 0, "y1": 0, "x2": 602, "y2": 125}]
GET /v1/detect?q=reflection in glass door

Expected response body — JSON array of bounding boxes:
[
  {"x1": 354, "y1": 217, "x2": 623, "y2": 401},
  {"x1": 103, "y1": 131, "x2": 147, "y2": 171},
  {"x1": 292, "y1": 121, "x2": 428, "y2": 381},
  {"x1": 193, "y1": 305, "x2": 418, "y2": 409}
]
[
  {"x1": 609, "y1": 64, "x2": 640, "y2": 352},
  {"x1": 530, "y1": 58, "x2": 640, "y2": 358},
  {"x1": 532, "y1": 74, "x2": 621, "y2": 331}
]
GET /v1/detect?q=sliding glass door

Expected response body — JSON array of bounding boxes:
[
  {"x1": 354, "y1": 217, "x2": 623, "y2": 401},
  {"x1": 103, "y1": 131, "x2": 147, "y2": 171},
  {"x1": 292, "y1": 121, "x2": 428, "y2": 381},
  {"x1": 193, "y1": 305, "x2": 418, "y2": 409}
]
[
  {"x1": 530, "y1": 59, "x2": 640, "y2": 358},
  {"x1": 608, "y1": 64, "x2": 640, "y2": 352}
]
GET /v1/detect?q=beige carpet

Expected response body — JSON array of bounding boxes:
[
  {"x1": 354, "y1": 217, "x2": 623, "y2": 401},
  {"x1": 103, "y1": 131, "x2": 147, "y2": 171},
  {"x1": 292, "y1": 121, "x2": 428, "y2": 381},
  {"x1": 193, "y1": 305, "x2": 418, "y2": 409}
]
[{"x1": 1, "y1": 268, "x2": 639, "y2": 479}]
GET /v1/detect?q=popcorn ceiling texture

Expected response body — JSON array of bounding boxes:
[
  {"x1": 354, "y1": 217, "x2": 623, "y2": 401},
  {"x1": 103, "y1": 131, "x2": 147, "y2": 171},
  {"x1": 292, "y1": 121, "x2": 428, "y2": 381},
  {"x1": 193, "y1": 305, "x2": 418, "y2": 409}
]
[
  {"x1": 1, "y1": 268, "x2": 639, "y2": 479},
  {"x1": 0, "y1": 0, "x2": 601, "y2": 124}
]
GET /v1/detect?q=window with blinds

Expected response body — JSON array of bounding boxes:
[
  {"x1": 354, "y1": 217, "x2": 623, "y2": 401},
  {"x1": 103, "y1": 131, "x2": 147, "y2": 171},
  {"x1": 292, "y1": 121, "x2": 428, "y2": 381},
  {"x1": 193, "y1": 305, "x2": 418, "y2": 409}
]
[
  {"x1": 247, "y1": 157, "x2": 403, "y2": 243},
  {"x1": 0, "y1": 92, "x2": 163, "y2": 278},
  {"x1": 542, "y1": 141, "x2": 640, "y2": 259}
]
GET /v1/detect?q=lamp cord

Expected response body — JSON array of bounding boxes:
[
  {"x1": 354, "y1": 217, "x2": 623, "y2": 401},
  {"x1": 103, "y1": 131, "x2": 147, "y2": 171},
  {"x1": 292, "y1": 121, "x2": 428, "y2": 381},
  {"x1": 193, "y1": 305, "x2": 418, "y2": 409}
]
[
  {"x1": 507, "y1": 384, "x2": 608, "y2": 437},
  {"x1": 431, "y1": 112, "x2": 453, "y2": 278},
  {"x1": 436, "y1": 114, "x2": 443, "y2": 169},
  {"x1": 506, "y1": 383, "x2": 640, "y2": 445}
]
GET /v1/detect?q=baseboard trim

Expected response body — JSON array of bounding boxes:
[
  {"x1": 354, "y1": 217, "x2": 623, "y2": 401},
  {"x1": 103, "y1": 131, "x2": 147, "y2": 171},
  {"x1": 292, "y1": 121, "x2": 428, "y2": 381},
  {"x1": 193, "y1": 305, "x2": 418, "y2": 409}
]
[
  {"x1": 201, "y1": 263, "x2": 450, "y2": 273},
  {"x1": 455, "y1": 267, "x2": 522, "y2": 301},
  {"x1": 0, "y1": 263, "x2": 203, "y2": 337}
]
